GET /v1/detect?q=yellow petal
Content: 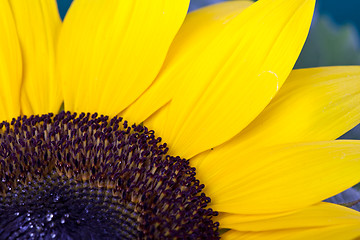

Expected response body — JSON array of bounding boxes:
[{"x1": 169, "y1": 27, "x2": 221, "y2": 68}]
[
  {"x1": 289, "y1": 224, "x2": 360, "y2": 240},
  {"x1": 143, "y1": 103, "x2": 170, "y2": 137},
  {"x1": 221, "y1": 230, "x2": 246, "y2": 240},
  {"x1": 217, "y1": 202, "x2": 360, "y2": 231},
  {"x1": 58, "y1": 0, "x2": 189, "y2": 116},
  {"x1": 224, "y1": 66, "x2": 360, "y2": 150},
  {"x1": 218, "y1": 211, "x2": 299, "y2": 226},
  {"x1": 122, "y1": 0, "x2": 254, "y2": 124},
  {"x1": 221, "y1": 229, "x2": 304, "y2": 240},
  {"x1": 192, "y1": 141, "x2": 360, "y2": 214},
  {"x1": 221, "y1": 229, "x2": 309, "y2": 240},
  {"x1": 221, "y1": 226, "x2": 360, "y2": 240},
  {"x1": 127, "y1": 0, "x2": 315, "y2": 158},
  {"x1": 0, "y1": 1, "x2": 22, "y2": 121},
  {"x1": 9, "y1": 0, "x2": 62, "y2": 115}
]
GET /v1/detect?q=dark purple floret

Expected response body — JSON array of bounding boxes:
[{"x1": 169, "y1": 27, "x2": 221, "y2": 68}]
[{"x1": 0, "y1": 112, "x2": 219, "y2": 240}]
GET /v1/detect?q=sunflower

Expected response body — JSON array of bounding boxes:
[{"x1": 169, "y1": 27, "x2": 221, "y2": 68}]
[{"x1": 1, "y1": 0, "x2": 360, "y2": 239}]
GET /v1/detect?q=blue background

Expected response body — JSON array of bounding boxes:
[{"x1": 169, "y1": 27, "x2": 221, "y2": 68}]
[{"x1": 317, "y1": 0, "x2": 360, "y2": 28}]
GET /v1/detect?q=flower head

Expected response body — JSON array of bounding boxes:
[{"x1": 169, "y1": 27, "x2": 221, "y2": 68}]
[{"x1": 0, "y1": 0, "x2": 360, "y2": 239}]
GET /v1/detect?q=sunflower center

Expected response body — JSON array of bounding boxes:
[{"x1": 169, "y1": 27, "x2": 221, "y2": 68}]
[{"x1": 0, "y1": 112, "x2": 219, "y2": 239}]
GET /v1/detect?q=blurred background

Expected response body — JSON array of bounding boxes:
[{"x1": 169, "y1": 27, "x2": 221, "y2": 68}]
[{"x1": 57, "y1": 0, "x2": 360, "y2": 206}]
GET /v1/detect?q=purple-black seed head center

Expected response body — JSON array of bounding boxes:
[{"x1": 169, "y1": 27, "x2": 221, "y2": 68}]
[{"x1": 0, "y1": 112, "x2": 219, "y2": 239}]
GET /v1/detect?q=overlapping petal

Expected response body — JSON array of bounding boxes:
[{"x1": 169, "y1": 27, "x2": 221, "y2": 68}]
[
  {"x1": 192, "y1": 141, "x2": 360, "y2": 214},
  {"x1": 223, "y1": 66, "x2": 360, "y2": 150},
  {"x1": 122, "y1": 0, "x2": 253, "y2": 124},
  {"x1": 221, "y1": 225, "x2": 360, "y2": 240},
  {"x1": 126, "y1": 0, "x2": 315, "y2": 158},
  {"x1": 9, "y1": 0, "x2": 62, "y2": 115},
  {"x1": 217, "y1": 202, "x2": 360, "y2": 231},
  {"x1": 58, "y1": 0, "x2": 190, "y2": 116}
]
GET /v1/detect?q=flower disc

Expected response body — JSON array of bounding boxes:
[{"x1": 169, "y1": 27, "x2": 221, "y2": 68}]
[{"x1": 0, "y1": 112, "x2": 219, "y2": 239}]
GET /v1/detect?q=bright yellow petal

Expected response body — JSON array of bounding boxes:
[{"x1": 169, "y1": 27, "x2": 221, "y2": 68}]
[
  {"x1": 217, "y1": 202, "x2": 360, "y2": 231},
  {"x1": 142, "y1": 102, "x2": 171, "y2": 137},
  {"x1": 221, "y1": 229, "x2": 303, "y2": 240},
  {"x1": 58, "y1": 0, "x2": 189, "y2": 116},
  {"x1": 0, "y1": 1, "x2": 22, "y2": 121},
  {"x1": 122, "y1": 0, "x2": 254, "y2": 124},
  {"x1": 221, "y1": 230, "x2": 247, "y2": 240},
  {"x1": 219, "y1": 211, "x2": 300, "y2": 225},
  {"x1": 289, "y1": 224, "x2": 360, "y2": 240},
  {"x1": 9, "y1": 0, "x2": 62, "y2": 115},
  {"x1": 221, "y1": 226, "x2": 360, "y2": 240},
  {"x1": 126, "y1": 0, "x2": 315, "y2": 159},
  {"x1": 223, "y1": 66, "x2": 360, "y2": 150},
  {"x1": 192, "y1": 141, "x2": 360, "y2": 214}
]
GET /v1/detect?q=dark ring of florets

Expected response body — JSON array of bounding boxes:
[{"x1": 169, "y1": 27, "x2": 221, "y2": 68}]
[{"x1": 0, "y1": 112, "x2": 219, "y2": 239}]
